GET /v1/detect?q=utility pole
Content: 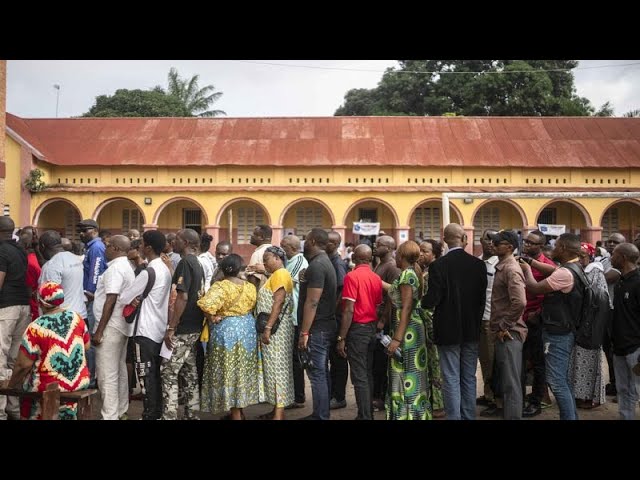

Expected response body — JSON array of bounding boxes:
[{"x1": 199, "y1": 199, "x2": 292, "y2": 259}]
[{"x1": 53, "y1": 84, "x2": 60, "y2": 117}]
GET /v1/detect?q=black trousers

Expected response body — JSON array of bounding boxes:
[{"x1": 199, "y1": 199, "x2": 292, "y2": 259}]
[
  {"x1": 346, "y1": 322, "x2": 377, "y2": 419},
  {"x1": 330, "y1": 349, "x2": 348, "y2": 402},
  {"x1": 602, "y1": 309, "x2": 616, "y2": 387},
  {"x1": 521, "y1": 320, "x2": 547, "y2": 405},
  {"x1": 292, "y1": 325, "x2": 306, "y2": 404},
  {"x1": 134, "y1": 336, "x2": 163, "y2": 420}
]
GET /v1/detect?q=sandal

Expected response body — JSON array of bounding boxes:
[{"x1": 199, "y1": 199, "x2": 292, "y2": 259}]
[{"x1": 285, "y1": 402, "x2": 305, "y2": 409}]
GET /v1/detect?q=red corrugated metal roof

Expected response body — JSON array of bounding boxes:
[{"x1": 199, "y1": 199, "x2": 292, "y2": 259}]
[{"x1": 6, "y1": 114, "x2": 640, "y2": 168}]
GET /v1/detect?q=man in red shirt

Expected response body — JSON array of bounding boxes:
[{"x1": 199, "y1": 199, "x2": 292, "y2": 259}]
[
  {"x1": 519, "y1": 230, "x2": 557, "y2": 417},
  {"x1": 336, "y1": 244, "x2": 383, "y2": 420}
]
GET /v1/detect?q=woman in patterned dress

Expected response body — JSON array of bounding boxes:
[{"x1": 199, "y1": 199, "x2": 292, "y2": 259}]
[
  {"x1": 383, "y1": 240, "x2": 431, "y2": 420},
  {"x1": 3, "y1": 282, "x2": 90, "y2": 420},
  {"x1": 197, "y1": 254, "x2": 259, "y2": 420},
  {"x1": 418, "y1": 239, "x2": 445, "y2": 418},
  {"x1": 569, "y1": 242, "x2": 607, "y2": 409},
  {"x1": 256, "y1": 246, "x2": 295, "y2": 420}
]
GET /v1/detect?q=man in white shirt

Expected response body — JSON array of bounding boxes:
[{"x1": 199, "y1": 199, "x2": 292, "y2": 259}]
[
  {"x1": 476, "y1": 229, "x2": 500, "y2": 414},
  {"x1": 92, "y1": 235, "x2": 135, "y2": 420},
  {"x1": 120, "y1": 230, "x2": 172, "y2": 420},
  {"x1": 38, "y1": 230, "x2": 87, "y2": 320},
  {"x1": 246, "y1": 225, "x2": 273, "y2": 289}
]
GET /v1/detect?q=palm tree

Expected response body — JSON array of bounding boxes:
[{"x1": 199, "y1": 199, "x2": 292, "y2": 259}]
[
  {"x1": 165, "y1": 67, "x2": 226, "y2": 117},
  {"x1": 624, "y1": 109, "x2": 640, "y2": 117}
]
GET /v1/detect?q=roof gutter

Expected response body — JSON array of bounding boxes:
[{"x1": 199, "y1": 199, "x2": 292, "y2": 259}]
[{"x1": 441, "y1": 191, "x2": 640, "y2": 229}]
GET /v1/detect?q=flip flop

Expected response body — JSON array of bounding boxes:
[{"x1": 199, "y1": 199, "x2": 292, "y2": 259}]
[
  {"x1": 285, "y1": 402, "x2": 305, "y2": 409},
  {"x1": 257, "y1": 411, "x2": 275, "y2": 420}
]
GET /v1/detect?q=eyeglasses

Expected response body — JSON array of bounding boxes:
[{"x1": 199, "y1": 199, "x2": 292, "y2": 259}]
[
  {"x1": 78, "y1": 227, "x2": 94, "y2": 233},
  {"x1": 523, "y1": 240, "x2": 544, "y2": 246},
  {"x1": 492, "y1": 241, "x2": 510, "y2": 247},
  {"x1": 607, "y1": 240, "x2": 621, "y2": 245}
]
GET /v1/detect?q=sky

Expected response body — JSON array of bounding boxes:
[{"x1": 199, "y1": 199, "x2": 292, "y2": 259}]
[{"x1": 6, "y1": 60, "x2": 640, "y2": 118}]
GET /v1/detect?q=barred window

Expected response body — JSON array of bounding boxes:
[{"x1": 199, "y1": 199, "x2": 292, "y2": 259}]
[
  {"x1": 413, "y1": 207, "x2": 441, "y2": 241},
  {"x1": 473, "y1": 206, "x2": 500, "y2": 244},
  {"x1": 294, "y1": 207, "x2": 323, "y2": 239},
  {"x1": 236, "y1": 207, "x2": 265, "y2": 244},
  {"x1": 602, "y1": 208, "x2": 619, "y2": 240},
  {"x1": 122, "y1": 209, "x2": 142, "y2": 233}
]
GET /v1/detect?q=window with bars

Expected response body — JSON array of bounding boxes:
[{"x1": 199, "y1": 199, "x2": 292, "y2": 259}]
[
  {"x1": 122, "y1": 209, "x2": 142, "y2": 234},
  {"x1": 64, "y1": 208, "x2": 81, "y2": 241},
  {"x1": 538, "y1": 208, "x2": 557, "y2": 225},
  {"x1": 413, "y1": 207, "x2": 441, "y2": 241},
  {"x1": 183, "y1": 209, "x2": 202, "y2": 235},
  {"x1": 358, "y1": 208, "x2": 378, "y2": 223},
  {"x1": 473, "y1": 206, "x2": 500, "y2": 244},
  {"x1": 295, "y1": 207, "x2": 323, "y2": 239},
  {"x1": 602, "y1": 208, "x2": 619, "y2": 240},
  {"x1": 236, "y1": 207, "x2": 264, "y2": 244}
]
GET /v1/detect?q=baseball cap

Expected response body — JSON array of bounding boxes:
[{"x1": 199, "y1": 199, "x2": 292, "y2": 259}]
[
  {"x1": 77, "y1": 219, "x2": 99, "y2": 229},
  {"x1": 490, "y1": 230, "x2": 519, "y2": 251}
]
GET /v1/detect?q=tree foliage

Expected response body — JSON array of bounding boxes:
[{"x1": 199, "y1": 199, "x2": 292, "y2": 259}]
[
  {"x1": 335, "y1": 60, "x2": 604, "y2": 117},
  {"x1": 162, "y1": 67, "x2": 226, "y2": 117},
  {"x1": 84, "y1": 68, "x2": 225, "y2": 118},
  {"x1": 83, "y1": 89, "x2": 190, "y2": 117},
  {"x1": 624, "y1": 109, "x2": 640, "y2": 117}
]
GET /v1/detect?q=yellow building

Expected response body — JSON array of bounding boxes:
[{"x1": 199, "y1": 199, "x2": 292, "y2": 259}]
[{"x1": 4, "y1": 114, "x2": 640, "y2": 258}]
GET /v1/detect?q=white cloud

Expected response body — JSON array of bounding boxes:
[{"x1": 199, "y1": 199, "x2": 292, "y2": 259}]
[{"x1": 6, "y1": 59, "x2": 640, "y2": 118}]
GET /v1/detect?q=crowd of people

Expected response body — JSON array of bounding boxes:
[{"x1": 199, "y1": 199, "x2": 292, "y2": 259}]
[{"x1": 0, "y1": 214, "x2": 639, "y2": 420}]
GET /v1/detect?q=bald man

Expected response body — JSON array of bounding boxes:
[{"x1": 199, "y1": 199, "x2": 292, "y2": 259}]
[
  {"x1": 422, "y1": 223, "x2": 487, "y2": 420},
  {"x1": 0, "y1": 216, "x2": 31, "y2": 420},
  {"x1": 281, "y1": 235, "x2": 309, "y2": 408},
  {"x1": 610, "y1": 243, "x2": 640, "y2": 420},
  {"x1": 372, "y1": 234, "x2": 401, "y2": 411},
  {"x1": 336, "y1": 244, "x2": 383, "y2": 420},
  {"x1": 92, "y1": 234, "x2": 136, "y2": 420}
]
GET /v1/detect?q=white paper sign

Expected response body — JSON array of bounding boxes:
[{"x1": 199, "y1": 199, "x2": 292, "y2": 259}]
[
  {"x1": 538, "y1": 224, "x2": 566, "y2": 236},
  {"x1": 353, "y1": 222, "x2": 380, "y2": 236},
  {"x1": 160, "y1": 342, "x2": 173, "y2": 360}
]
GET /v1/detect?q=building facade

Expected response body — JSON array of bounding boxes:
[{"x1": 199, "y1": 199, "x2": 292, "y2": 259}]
[{"x1": 4, "y1": 114, "x2": 640, "y2": 258}]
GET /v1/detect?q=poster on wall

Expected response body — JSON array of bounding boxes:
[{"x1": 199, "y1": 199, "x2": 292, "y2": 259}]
[
  {"x1": 353, "y1": 222, "x2": 380, "y2": 236},
  {"x1": 538, "y1": 224, "x2": 566, "y2": 236}
]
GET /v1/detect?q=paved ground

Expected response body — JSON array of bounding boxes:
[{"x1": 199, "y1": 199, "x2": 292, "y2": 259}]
[{"x1": 113, "y1": 357, "x2": 629, "y2": 420}]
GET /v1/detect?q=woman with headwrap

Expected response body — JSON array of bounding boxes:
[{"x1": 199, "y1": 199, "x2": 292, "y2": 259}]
[
  {"x1": 255, "y1": 246, "x2": 295, "y2": 420},
  {"x1": 1, "y1": 282, "x2": 91, "y2": 419},
  {"x1": 569, "y1": 242, "x2": 608, "y2": 409},
  {"x1": 196, "y1": 254, "x2": 259, "y2": 420}
]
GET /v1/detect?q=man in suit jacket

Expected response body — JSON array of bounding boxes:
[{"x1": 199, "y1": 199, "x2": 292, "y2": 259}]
[{"x1": 422, "y1": 223, "x2": 487, "y2": 420}]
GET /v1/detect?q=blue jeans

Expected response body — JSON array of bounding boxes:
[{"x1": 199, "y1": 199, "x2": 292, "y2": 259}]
[
  {"x1": 542, "y1": 331, "x2": 577, "y2": 420},
  {"x1": 613, "y1": 347, "x2": 640, "y2": 420},
  {"x1": 307, "y1": 330, "x2": 334, "y2": 420},
  {"x1": 85, "y1": 301, "x2": 97, "y2": 387},
  {"x1": 437, "y1": 342, "x2": 479, "y2": 420}
]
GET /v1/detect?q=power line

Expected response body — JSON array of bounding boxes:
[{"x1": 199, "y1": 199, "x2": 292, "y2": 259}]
[{"x1": 232, "y1": 60, "x2": 640, "y2": 75}]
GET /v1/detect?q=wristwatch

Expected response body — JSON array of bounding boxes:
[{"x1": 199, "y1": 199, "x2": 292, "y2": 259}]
[{"x1": 336, "y1": 335, "x2": 344, "y2": 342}]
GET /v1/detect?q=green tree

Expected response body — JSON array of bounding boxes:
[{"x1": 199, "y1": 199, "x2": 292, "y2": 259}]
[
  {"x1": 163, "y1": 67, "x2": 226, "y2": 117},
  {"x1": 624, "y1": 109, "x2": 640, "y2": 117},
  {"x1": 335, "y1": 60, "x2": 598, "y2": 117},
  {"x1": 83, "y1": 89, "x2": 190, "y2": 117},
  {"x1": 595, "y1": 101, "x2": 614, "y2": 117}
]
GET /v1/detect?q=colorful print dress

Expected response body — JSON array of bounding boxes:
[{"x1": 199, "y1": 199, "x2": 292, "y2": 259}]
[
  {"x1": 197, "y1": 280, "x2": 259, "y2": 414},
  {"x1": 386, "y1": 268, "x2": 431, "y2": 420},
  {"x1": 256, "y1": 268, "x2": 295, "y2": 408},
  {"x1": 422, "y1": 269, "x2": 445, "y2": 411},
  {"x1": 20, "y1": 309, "x2": 90, "y2": 420}
]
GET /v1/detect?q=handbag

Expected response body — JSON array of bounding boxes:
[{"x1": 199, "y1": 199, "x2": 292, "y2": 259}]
[
  {"x1": 255, "y1": 296, "x2": 290, "y2": 335},
  {"x1": 124, "y1": 267, "x2": 156, "y2": 324}
]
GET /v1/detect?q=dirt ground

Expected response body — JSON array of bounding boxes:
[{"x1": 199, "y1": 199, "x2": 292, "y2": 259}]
[{"x1": 113, "y1": 353, "x2": 629, "y2": 420}]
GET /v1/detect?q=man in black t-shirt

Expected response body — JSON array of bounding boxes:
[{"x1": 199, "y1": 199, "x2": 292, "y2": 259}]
[
  {"x1": 0, "y1": 217, "x2": 30, "y2": 420},
  {"x1": 161, "y1": 228, "x2": 204, "y2": 420},
  {"x1": 298, "y1": 228, "x2": 337, "y2": 420}
]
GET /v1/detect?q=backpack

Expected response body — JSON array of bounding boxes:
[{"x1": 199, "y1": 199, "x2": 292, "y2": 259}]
[{"x1": 564, "y1": 262, "x2": 609, "y2": 350}]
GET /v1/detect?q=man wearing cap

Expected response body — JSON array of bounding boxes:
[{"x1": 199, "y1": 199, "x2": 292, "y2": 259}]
[
  {"x1": 488, "y1": 230, "x2": 527, "y2": 420},
  {"x1": 78, "y1": 219, "x2": 106, "y2": 389}
]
